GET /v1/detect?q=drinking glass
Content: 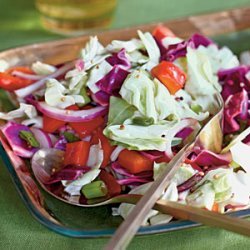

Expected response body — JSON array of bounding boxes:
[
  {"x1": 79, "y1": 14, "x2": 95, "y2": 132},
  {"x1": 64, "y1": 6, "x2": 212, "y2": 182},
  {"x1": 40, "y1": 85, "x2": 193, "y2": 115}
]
[{"x1": 35, "y1": 0, "x2": 117, "y2": 35}]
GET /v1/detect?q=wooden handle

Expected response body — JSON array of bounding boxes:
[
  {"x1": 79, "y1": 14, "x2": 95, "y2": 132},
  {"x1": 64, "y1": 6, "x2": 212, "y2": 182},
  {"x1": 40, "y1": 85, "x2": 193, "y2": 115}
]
[
  {"x1": 107, "y1": 194, "x2": 250, "y2": 238},
  {"x1": 155, "y1": 200, "x2": 250, "y2": 237}
]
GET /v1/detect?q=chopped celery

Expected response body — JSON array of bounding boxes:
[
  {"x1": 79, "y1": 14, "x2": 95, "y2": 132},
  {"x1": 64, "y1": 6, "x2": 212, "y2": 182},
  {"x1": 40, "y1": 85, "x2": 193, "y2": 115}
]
[{"x1": 81, "y1": 180, "x2": 108, "y2": 199}]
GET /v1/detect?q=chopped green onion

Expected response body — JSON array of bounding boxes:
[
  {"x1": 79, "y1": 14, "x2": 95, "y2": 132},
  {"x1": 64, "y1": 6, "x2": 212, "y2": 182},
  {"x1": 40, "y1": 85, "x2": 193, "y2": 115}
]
[
  {"x1": 81, "y1": 180, "x2": 108, "y2": 199},
  {"x1": 63, "y1": 131, "x2": 80, "y2": 143},
  {"x1": 132, "y1": 116, "x2": 154, "y2": 126},
  {"x1": 191, "y1": 104, "x2": 203, "y2": 114},
  {"x1": 19, "y1": 130, "x2": 40, "y2": 148}
]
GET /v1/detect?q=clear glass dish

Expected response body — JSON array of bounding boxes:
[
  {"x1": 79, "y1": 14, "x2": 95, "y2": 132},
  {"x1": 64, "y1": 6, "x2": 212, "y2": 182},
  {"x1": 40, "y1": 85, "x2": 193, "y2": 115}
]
[{"x1": 0, "y1": 26, "x2": 250, "y2": 238}]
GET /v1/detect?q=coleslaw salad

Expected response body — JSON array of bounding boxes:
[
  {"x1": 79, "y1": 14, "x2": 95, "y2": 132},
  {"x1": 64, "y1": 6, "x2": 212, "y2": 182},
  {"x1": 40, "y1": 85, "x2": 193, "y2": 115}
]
[{"x1": 0, "y1": 25, "x2": 249, "y2": 226}]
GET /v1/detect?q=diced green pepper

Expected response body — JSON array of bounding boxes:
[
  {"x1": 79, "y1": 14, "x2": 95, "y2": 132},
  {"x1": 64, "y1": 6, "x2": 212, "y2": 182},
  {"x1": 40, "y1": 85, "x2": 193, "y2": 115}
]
[
  {"x1": 63, "y1": 131, "x2": 80, "y2": 143},
  {"x1": 19, "y1": 130, "x2": 40, "y2": 148}
]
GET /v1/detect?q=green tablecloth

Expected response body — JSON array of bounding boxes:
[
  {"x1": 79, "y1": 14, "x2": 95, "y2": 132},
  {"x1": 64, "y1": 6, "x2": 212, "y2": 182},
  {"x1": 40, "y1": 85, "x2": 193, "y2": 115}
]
[{"x1": 1, "y1": 0, "x2": 250, "y2": 249}]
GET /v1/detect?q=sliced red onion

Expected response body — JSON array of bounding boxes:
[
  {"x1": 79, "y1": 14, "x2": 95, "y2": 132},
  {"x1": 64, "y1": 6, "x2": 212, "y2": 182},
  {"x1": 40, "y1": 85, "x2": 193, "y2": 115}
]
[
  {"x1": 117, "y1": 178, "x2": 150, "y2": 185},
  {"x1": 36, "y1": 101, "x2": 107, "y2": 122},
  {"x1": 1, "y1": 122, "x2": 37, "y2": 158},
  {"x1": 30, "y1": 127, "x2": 52, "y2": 149},
  {"x1": 165, "y1": 119, "x2": 199, "y2": 159},
  {"x1": 15, "y1": 61, "x2": 75, "y2": 98},
  {"x1": 110, "y1": 146, "x2": 124, "y2": 162},
  {"x1": 12, "y1": 71, "x2": 44, "y2": 81},
  {"x1": 48, "y1": 134, "x2": 58, "y2": 146}
]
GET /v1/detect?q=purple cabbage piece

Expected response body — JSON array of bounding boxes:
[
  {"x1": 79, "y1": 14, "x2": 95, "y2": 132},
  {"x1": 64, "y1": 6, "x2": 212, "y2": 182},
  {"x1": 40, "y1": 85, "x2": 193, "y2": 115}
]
[
  {"x1": 192, "y1": 148, "x2": 231, "y2": 166},
  {"x1": 1, "y1": 122, "x2": 38, "y2": 158},
  {"x1": 140, "y1": 150, "x2": 164, "y2": 161},
  {"x1": 176, "y1": 127, "x2": 193, "y2": 140},
  {"x1": 224, "y1": 89, "x2": 249, "y2": 134},
  {"x1": 117, "y1": 178, "x2": 151, "y2": 185},
  {"x1": 46, "y1": 166, "x2": 90, "y2": 184},
  {"x1": 243, "y1": 134, "x2": 250, "y2": 145},
  {"x1": 161, "y1": 33, "x2": 214, "y2": 62},
  {"x1": 219, "y1": 65, "x2": 250, "y2": 100},
  {"x1": 91, "y1": 90, "x2": 111, "y2": 106},
  {"x1": 96, "y1": 65, "x2": 129, "y2": 95},
  {"x1": 190, "y1": 33, "x2": 214, "y2": 48},
  {"x1": 154, "y1": 38, "x2": 168, "y2": 56},
  {"x1": 111, "y1": 162, "x2": 153, "y2": 186},
  {"x1": 161, "y1": 40, "x2": 187, "y2": 62},
  {"x1": 92, "y1": 49, "x2": 130, "y2": 105},
  {"x1": 177, "y1": 172, "x2": 204, "y2": 193},
  {"x1": 106, "y1": 48, "x2": 131, "y2": 70}
]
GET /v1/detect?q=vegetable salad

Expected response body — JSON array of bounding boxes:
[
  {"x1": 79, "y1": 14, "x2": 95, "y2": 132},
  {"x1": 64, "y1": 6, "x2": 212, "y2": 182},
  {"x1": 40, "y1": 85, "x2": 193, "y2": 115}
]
[{"x1": 0, "y1": 26, "x2": 249, "y2": 226}]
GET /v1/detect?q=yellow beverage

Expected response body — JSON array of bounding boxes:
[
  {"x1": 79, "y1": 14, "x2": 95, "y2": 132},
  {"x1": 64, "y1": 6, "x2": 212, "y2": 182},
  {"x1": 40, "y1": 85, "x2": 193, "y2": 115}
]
[{"x1": 35, "y1": 0, "x2": 117, "y2": 34}]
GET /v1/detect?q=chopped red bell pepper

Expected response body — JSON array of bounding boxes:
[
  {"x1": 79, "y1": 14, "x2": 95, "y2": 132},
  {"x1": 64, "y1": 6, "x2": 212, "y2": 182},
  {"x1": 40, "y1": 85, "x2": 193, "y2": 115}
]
[
  {"x1": 90, "y1": 130, "x2": 100, "y2": 145},
  {"x1": 118, "y1": 149, "x2": 153, "y2": 174},
  {"x1": 6, "y1": 66, "x2": 34, "y2": 75},
  {"x1": 99, "y1": 170, "x2": 121, "y2": 197},
  {"x1": 152, "y1": 25, "x2": 176, "y2": 41},
  {"x1": 69, "y1": 116, "x2": 104, "y2": 139},
  {"x1": 0, "y1": 72, "x2": 33, "y2": 91},
  {"x1": 151, "y1": 61, "x2": 186, "y2": 94},
  {"x1": 43, "y1": 115, "x2": 65, "y2": 133},
  {"x1": 64, "y1": 141, "x2": 90, "y2": 167},
  {"x1": 66, "y1": 104, "x2": 80, "y2": 111}
]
